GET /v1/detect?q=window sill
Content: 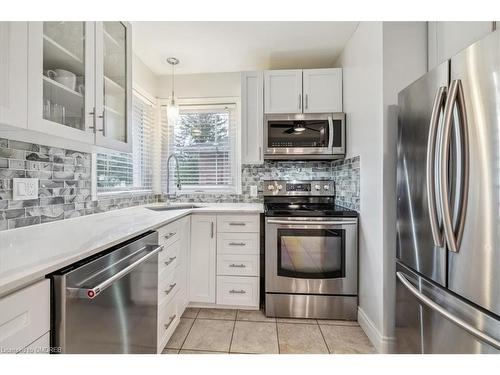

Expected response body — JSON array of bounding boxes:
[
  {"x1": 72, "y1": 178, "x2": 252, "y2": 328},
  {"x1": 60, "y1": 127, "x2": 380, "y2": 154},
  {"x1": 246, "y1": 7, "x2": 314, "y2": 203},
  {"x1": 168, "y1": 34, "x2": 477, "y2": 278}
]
[{"x1": 96, "y1": 189, "x2": 155, "y2": 199}]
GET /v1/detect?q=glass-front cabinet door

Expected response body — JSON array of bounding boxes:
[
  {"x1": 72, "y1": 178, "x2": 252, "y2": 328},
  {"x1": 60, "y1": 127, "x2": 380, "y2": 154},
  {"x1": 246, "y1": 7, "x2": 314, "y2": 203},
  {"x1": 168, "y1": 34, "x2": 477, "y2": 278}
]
[
  {"x1": 95, "y1": 21, "x2": 132, "y2": 152},
  {"x1": 28, "y1": 22, "x2": 95, "y2": 143}
]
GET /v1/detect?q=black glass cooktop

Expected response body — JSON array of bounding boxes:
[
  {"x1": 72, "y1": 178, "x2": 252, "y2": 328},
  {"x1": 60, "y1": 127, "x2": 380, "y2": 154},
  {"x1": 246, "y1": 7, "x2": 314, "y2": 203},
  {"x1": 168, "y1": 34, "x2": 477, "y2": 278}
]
[{"x1": 264, "y1": 202, "x2": 358, "y2": 218}]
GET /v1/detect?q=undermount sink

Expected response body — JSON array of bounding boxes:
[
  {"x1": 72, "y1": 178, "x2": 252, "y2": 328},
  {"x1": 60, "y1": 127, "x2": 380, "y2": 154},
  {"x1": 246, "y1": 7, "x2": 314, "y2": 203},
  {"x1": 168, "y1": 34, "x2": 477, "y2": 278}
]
[{"x1": 146, "y1": 204, "x2": 203, "y2": 211}]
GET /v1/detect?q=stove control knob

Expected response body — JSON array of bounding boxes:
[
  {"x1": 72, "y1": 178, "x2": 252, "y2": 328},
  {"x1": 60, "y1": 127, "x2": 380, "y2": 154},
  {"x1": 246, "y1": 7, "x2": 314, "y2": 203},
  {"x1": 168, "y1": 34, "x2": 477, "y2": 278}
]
[
  {"x1": 323, "y1": 185, "x2": 329, "y2": 191},
  {"x1": 277, "y1": 185, "x2": 283, "y2": 191},
  {"x1": 314, "y1": 184, "x2": 321, "y2": 191},
  {"x1": 267, "y1": 184, "x2": 275, "y2": 191}
]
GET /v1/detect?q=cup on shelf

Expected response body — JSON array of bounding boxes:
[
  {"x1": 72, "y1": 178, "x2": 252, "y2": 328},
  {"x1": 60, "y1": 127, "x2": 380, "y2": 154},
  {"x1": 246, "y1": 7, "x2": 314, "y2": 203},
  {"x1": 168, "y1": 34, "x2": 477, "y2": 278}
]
[{"x1": 46, "y1": 69, "x2": 77, "y2": 91}]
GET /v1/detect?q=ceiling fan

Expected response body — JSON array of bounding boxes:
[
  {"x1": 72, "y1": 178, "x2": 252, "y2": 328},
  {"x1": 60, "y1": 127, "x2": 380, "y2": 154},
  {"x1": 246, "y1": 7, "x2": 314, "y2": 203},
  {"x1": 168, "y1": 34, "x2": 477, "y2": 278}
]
[{"x1": 282, "y1": 121, "x2": 323, "y2": 134}]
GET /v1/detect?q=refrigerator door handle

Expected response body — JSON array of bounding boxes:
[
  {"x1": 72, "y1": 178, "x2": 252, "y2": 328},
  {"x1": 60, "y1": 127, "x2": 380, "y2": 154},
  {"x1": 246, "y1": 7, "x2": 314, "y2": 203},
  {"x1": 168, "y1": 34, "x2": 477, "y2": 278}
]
[
  {"x1": 426, "y1": 86, "x2": 447, "y2": 247},
  {"x1": 439, "y1": 79, "x2": 469, "y2": 252},
  {"x1": 396, "y1": 272, "x2": 500, "y2": 350}
]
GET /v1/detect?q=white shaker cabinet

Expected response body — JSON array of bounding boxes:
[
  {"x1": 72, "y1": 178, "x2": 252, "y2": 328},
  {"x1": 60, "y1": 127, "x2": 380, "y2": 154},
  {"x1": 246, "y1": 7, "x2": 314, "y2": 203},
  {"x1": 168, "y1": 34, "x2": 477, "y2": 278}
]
[
  {"x1": 264, "y1": 69, "x2": 303, "y2": 114},
  {"x1": 26, "y1": 21, "x2": 132, "y2": 152},
  {"x1": 189, "y1": 215, "x2": 216, "y2": 304},
  {"x1": 241, "y1": 71, "x2": 264, "y2": 164},
  {"x1": 27, "y1": 21, "x2": 96, "y2": 144},
  {"x1": 94, "y1": 21, "x2": 132, "y2": 153},
  {"x1": 302, "y1": 68, "x2": 342, "y2": 113},
  {"x1": 0, "y1": 22, "x2": 28, "y2": 129}
]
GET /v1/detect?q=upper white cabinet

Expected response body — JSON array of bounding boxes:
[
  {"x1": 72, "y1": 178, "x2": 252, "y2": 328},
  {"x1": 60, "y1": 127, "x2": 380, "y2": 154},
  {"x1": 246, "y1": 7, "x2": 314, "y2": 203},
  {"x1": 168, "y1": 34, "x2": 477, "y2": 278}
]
[
  {"x1": 264, "y1": 68, "x2": 342, "y2": 114},
  {"x1": 0, "y1": 22, "x2": 28, "y2": 129},
  {"x1": 264, "y1": 69, "x2": 303, "y2": 114},
  {"x1": 427, "y1": 22, "x2": 494, "y2": 70},
  {"x1": 303, "y1": 68, "x2": 342, "y2": 113},
  {"x1": 28, "y1": 22, "x2": 95, "y2": 144},
  {"x1": 27, "y1": 21, "x2": 132, "y2": 152},
  {"x1": 94, "y1": 22, "x2": 132, "y2": 152},
  {"x1": 189, "y1": 215, "x2": 216, "y2": 304},
  {"x1": 241, "y1": 71, "x2": 263, "y2": 164}
]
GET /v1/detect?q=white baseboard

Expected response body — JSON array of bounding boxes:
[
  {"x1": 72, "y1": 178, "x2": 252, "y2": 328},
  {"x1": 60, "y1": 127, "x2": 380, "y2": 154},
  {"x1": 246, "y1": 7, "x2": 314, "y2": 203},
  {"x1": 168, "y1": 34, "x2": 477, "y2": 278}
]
[{"x1": 357, "y1": 307, "x2": 395, "y2": 353}]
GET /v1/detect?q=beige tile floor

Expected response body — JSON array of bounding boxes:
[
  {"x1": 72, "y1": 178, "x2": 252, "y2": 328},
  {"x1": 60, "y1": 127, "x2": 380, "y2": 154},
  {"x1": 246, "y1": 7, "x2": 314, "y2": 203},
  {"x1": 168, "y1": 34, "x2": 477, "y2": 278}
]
[{"x1": 162, "y1": 308, "x2": 376, "y2": 354}]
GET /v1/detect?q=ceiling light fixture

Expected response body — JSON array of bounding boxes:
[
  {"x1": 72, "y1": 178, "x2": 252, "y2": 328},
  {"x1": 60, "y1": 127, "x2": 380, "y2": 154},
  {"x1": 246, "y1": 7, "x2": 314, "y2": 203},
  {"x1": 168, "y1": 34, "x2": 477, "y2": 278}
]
[{"x1": 166, "y1": 57, "x2": 180, "y2": 124}]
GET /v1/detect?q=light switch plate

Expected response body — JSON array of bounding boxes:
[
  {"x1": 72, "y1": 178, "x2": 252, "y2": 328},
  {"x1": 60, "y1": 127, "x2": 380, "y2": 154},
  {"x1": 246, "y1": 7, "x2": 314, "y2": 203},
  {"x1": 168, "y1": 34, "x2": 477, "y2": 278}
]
[
  {"x1": 250, "y1": 185, "x2": 258, "y2": 197},
  {"x1": 13, "y1": 178, "x2": 39, "y2": 200}
]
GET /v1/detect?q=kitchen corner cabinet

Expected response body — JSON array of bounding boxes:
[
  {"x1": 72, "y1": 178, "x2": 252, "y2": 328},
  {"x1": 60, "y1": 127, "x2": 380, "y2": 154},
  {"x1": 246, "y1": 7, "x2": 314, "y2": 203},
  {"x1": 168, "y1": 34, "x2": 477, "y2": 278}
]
[
  {"x1": 189, "y1": 215, "x2": 216, "y2": 304},
  {"x1": 0, "y1": 22, "x2": 28, "y2": 129},
  {"x1": 27, "y1": 21, "x2": 132, "y2": 152},
  {"x1": 241, "y1": 71, "x2": 264, "y2": 164},
  {"x1": 264, "y1": 68, "x2": 342, "y2": 114}
]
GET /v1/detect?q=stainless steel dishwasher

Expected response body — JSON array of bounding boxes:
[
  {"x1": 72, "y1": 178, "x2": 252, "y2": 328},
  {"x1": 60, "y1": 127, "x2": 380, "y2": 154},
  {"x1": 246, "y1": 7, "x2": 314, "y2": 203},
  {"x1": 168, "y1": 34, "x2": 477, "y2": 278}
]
[{"x1": 50, "y1": 231, "x2": 162, "y2": 353}]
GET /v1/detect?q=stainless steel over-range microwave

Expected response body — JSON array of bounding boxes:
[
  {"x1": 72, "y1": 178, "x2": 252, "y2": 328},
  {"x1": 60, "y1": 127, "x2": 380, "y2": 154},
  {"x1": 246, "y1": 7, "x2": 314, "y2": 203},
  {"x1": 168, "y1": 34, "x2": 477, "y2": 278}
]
[{"x1": 264, "y1": 113, "x2": 345, "y2": 160}]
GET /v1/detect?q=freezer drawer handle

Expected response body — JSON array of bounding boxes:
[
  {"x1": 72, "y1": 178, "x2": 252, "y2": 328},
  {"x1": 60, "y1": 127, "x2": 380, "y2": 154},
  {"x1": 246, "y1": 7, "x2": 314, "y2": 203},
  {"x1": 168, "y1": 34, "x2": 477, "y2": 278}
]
[
  {"x1": 164, "y1": 314, "x2": 177, "y2": 330},
  {"x1": 164, "y1": 256, "x2": 177, "y2": 266},
  {"x1": 396, "y1": 272, "x2": 500, "y2": 350},
  {"x1": 81, "y1": 244, "x2": 163, "y2": 299}
]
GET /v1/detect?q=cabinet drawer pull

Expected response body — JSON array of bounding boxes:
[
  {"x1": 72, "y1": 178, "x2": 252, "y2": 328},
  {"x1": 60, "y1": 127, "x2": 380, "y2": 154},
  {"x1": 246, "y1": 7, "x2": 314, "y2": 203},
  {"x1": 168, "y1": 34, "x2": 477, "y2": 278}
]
[
  {"x1": 229, "y1": 264, "x2": 246, "y2": 268},
  {"x1": 164, "y1": 314, "x2": 177, "y2": 330},
  {"x1": 229, "y1": 242, "x2": 246, "y2": 246},
  {"x1": 164, "y1": 232, "x2": 176, "y2": 240},
  {"x1": 164, "y1": 256, "x2": 177, "y2": 266},
  {"x1": 164, "y1": 283, "x2": 177, "y2": 295},
  {"x1": 229, "y1": 289, "x2": 246, "y2": 294},
  {"x1": 229, "y1": 222, "x2": 246, "y2": 226}
]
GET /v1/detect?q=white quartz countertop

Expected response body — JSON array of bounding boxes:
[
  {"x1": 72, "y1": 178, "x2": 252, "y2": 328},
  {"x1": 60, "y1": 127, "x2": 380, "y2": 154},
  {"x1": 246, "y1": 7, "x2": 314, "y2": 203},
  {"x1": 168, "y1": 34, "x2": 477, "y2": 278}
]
[{"x1": 0, "y1": 203, "x2": 263, "y2": 297}]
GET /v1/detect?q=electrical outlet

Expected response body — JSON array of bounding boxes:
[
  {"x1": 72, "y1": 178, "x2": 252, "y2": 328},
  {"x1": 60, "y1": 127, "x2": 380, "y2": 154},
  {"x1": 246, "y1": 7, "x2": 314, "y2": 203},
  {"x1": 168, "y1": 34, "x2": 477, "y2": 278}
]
[
  {"x1": 250, "y1": 185, "x2": 258, "y2": 197},
  {"x1": 13, "y1": 178, "x2": 39, "y2": 200}
]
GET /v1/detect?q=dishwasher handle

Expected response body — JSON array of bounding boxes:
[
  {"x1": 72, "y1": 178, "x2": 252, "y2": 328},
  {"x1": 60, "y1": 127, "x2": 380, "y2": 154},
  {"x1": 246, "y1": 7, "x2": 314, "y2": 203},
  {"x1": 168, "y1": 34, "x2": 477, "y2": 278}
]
[{"x1": 77, "y1": 244, "x2": 163, "y2": 299}]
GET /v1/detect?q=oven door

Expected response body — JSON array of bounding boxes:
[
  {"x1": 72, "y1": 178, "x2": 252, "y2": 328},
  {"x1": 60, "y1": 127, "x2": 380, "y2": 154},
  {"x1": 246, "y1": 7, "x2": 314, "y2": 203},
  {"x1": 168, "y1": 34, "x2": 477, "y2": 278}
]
[{"x1": 265, "y1": 217, "x2": 358, "y2": 295}]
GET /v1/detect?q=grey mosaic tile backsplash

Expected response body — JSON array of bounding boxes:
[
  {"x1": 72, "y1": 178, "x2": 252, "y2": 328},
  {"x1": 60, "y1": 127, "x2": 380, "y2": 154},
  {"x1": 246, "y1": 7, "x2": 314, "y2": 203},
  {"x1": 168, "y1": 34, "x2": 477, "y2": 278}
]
[
  {"x1": 0, "y1": 135, "x2": 360, "y2": 232},
  {"x1": 0, "y1": 137, "x2": 158, "y2": 232},
  {"x1": 167, "y1": 157, "x2": 361, "y2": 211}
]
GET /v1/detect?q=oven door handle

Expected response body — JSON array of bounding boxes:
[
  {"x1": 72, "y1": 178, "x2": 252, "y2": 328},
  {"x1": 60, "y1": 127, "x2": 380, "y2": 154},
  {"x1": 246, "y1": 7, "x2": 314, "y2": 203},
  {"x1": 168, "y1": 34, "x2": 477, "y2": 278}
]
[{"x1": 267, "y1": 219, "x2": 357, "y2": 225}]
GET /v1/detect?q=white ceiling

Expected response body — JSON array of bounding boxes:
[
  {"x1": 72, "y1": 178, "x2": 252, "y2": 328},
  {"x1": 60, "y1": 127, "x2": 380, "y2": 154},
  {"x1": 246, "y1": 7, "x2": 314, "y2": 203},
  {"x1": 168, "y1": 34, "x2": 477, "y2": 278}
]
[{"x1": 132, "y1": 22, "x2": 359, "y2": 75}]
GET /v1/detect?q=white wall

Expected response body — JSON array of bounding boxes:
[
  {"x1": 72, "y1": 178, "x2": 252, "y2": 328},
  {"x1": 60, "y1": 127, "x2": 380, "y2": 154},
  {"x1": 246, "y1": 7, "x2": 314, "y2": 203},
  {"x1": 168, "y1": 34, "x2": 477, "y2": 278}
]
[
  {"x1": 156, "y1": 72, "x2": 241, "y2": 99},
  {"x1": 382, "y1": 22, "x2": 427, "y2": 346},
  {"x1": 336, "y1": 21, "x2": 427, "y2": 353},
  {"x1": 427, "y1": 22, "x2": 493, "y2": 70},
  {"x1": 133, "y1": 54, "x2": 158, "y2": 97},
  {"x1": 336, "y1": 21, "x2": 385, "y2": 349}
]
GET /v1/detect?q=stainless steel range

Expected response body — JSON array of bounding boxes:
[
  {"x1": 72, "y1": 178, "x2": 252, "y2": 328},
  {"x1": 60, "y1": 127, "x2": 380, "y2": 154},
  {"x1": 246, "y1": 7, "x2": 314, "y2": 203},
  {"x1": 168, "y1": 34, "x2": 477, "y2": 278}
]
[{"x1": 264, "y1": 179, "x2": 358, "y2": 320}]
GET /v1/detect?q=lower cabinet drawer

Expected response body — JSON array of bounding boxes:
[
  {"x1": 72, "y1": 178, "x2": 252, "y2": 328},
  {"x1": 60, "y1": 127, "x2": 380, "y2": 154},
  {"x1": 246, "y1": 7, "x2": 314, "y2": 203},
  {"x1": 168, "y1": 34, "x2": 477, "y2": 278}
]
[
  {"x1": 158, "y1": 240, "x2": 180, "y2": 274},
  {"x1": 158, "y1": 267, "x2": 180, "y2": 306},
  {"x1": 217, "y1": 254, "x2": 260, "y2": 276},
  {"x1": 0, "y1": 279, "x2": 50, "y2": 352},
  {"x1": 157, "y1": 298, "x2": 179, "y2": 353},
  {"x1": 158, "y1": 221, "x2": 181, "y2": 247},
  {"x1": 216, "y1": 276, "x2": 259, "y2": 307},
  {"x1": 217, "y1": 215, "x2": 260, "y2": 233}
]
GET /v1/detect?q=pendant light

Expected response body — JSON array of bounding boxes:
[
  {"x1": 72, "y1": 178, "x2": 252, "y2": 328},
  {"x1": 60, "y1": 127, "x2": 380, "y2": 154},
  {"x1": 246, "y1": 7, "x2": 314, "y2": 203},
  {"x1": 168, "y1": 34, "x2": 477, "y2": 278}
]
[{"x1": 166, "y1": 57, "x2": 180, "y2": 123}]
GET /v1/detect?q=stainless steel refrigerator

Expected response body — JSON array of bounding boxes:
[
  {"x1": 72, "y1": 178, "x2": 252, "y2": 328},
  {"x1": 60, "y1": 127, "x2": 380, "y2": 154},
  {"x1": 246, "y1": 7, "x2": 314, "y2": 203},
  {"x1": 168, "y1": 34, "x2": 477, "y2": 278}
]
[{"x1": 395, "y1": 30, "x2": 500, "y2": 353}]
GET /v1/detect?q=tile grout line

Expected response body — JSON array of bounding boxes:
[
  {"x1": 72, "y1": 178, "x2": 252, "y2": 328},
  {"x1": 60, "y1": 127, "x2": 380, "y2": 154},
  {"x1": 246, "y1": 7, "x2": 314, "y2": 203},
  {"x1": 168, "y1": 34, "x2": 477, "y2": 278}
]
[
  {"x1": 177, "y1": 317, "x2": 196, "y2": 352},
  {"x1": 227, "y1": 316, "x2": 237, "y2": 354},
  {"x1": 317, "y1": 323, "x2": 332, "y2": 354},
  {"x1": 275, "y1": 319, "x2": 280, "y2": 354}
]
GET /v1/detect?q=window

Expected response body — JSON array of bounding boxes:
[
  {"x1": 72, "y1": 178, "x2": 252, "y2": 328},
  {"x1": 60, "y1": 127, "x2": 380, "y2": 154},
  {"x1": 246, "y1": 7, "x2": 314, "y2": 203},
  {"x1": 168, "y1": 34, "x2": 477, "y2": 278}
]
[
  {"x1": 96, "y1": 92, "x2": 155, "y2": 193},
  {"x1": 161, "y1": 100, "x2": 240, "y2": 194}
]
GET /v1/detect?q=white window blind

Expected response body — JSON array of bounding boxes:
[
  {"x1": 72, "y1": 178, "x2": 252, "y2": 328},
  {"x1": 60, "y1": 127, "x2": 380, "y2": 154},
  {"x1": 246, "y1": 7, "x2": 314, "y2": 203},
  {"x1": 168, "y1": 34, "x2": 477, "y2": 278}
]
[
  {"x1": 97, "y1": 92, "x2": 155, "y2": 192},
  {"x1": 161, "y1": 102, "x2": 239, "y2": 193}
]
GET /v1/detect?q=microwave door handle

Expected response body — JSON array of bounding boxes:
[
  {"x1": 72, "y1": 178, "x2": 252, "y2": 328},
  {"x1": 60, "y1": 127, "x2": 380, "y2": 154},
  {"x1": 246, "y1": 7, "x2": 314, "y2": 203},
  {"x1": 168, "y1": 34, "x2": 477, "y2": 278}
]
[
  {"x1": 427, "y1": 86, "x2": 447, "y2": 247},
  {"x1": 327, "y1": 116, "x2": 334, "y2": 149}
]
